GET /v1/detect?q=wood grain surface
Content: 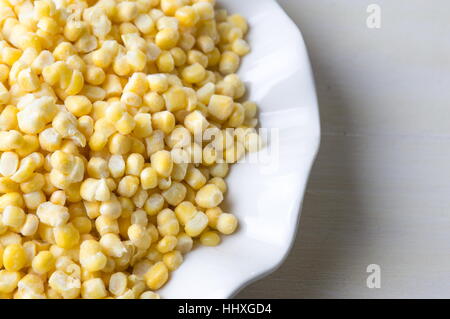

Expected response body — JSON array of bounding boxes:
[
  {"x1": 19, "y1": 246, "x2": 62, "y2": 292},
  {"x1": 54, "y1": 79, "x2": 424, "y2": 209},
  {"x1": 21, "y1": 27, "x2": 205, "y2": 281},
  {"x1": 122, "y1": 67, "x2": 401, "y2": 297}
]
[{"x1": 236, "y1": 0, "x2": 450, "y2": 298}]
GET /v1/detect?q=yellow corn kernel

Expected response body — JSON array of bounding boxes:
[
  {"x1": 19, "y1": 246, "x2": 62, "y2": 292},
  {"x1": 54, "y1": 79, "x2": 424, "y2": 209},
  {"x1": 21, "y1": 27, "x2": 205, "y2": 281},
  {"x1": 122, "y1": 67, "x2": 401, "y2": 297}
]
[
  {"x1": 184, "y1": 211, "x2": 208, "y2": 237},
  {"x1": 182, "y1": 62, "x2": 206, "y2": 84},
  {"x1": 147, "y1": 74, "x2": 169, "y2": 93},
  {"x1": 151, "y1": 111, "x2": 175, "y2": 134},
  {"x1": 126, "y1": 49, "x2": 147, "y2": 72},
  {"x1": 53, "y1": 42, "x2": 76, "y2": 61},
  {"x1": 50, "y1": 190, "x2": 66, "y2": 206},
  {"x1": 128, "y1": 224, "x2": 151, "y2": 249},
  {"x1": 115, "y1": 112, "x2": 136, "y2": 135},
  {"x1": 208, "y1": 94, "x2": 234, "y2": 121},
  {"x1": 206, "y1": 48, "x2": 221, "y2": 67},
  {"x1": 232, "y1": 38, "x2": 250, "y2": 56},
  {"x1": 17, "y1": 68, "x2": 40, "y2": 92},
  {"x1": 216, "y1": 213, "x2": 238, "y2": 235},
  {"x1": 184, "y1": 166, "x2": 206, "y2": 190},
  {"x1": 163, "y1": 250, "x2": 183, "y2": 271},
  {"x1": 200, "y1": 230, "x2": 221, "y2": 246},
  {"x1": 144, "y1": 261, "x2": 168, "y2": 290},
  {"x1": 64, "y1": 70, "x2": 84, "y2": 96},
  {"x1": 20, "y1": 214, "x2": 39, "y2": 237},
  {"x1": 109, "y1": 272, "x2": 128, "y2": 296},
  {"x1": 125, "y1": 153, "x2": 145, "y2": 176},
  {"x1": 161, "y1": 182, "x2": 186, "y2": 206},
  {"x1": 155, "y1": 28, "x2": 179, "y2": 50},
  {"x1": 174, "y1": 201, "x2": 196, "y2": 225},
  {"x1": 156, "y1": 235, "x2": 177, "y2": 254},
  {"x1": 79, "y1": 240, "x2": 107, "y2": 272},
  {"x1": 0, "y1": 83, "x2": 10, "y2": 105},
  {"x1": 1, "y1": 45, "x2": 21, "y2": 67},
  {"x1": 100, "y1": 233, "x2": 127, "y2": 258},
  {"x1": 3, "y1": 243, "x2": 26, "y2": 271},
  {"x1": 54, "y1": 223, "x2": 80, "y2": 249},
  {"x1": 71, "y1": 216, "x2": 92, "y2": 234},
  {"x1": 134, "y1": 14, "x2": 155, "y2": 34},
  {"x1": 95, "y1": 215, "x2": 120, "y2": 236},
  {"x1": 0, "y1": 105, "x2": 18, "y2": 131},
  {"x1": 156, "y1": 50, "x2": 175, "y2": 73},
  {"x1": 175, "y1": 6, "x2": 199, "y2": 27},
  {"x1": 143, "y1": 92, "x2": 165, "y2": 113},
  {"x1": 144, "y1": 193, "x2": 164, "y2": 216},
  {"x1": 36, "y1": 201, "x2": 69, "y2": 227},
  {"x1": 87, "y1": 157, "x2": 109, "y2": 179},
  {"x1": 176, "y1": 232, "x2": 193, "y2": 253},
  {"x1": 32, "y1": 251, "x2": 55, "y2": 274},
  {"x1": 81, "y1": 278, "x2": 107, "y2": 299},
  {"x1": 228, "y1": 13, "x2": 249, "y2": 34},
  {"x1": 139, "y1": 167, "x2": 157, "y2": 190},
  {"x1": 2, "y1": 205, "x2": 25, "y2": 229},
  {"x1": 205, "y1": 206, "x2": 222, "y2": 229},
  {"x1": 117, "y1": 175, "x2": 139, "y2": 198},
  {"x1": 195, "y1": 183, "x2": 223, "y2": 208},
  {"x1": 0, "y1": 177, "x2": 18, "y2": 194},
  {"x1": 151, "y1": 150, "x2": 173, "y2": 178},
  {"x1": 187, "y1": 50, "x2": 208, "y2": 68},
  {"x1": 65, "y1": 95, "x2": 92, "y2": 117},
  {"x1": 219, "y1": 51, "x2": 240, "y2": 75},
  {"x1": 107, "y1": 155, "x2": 125, "y2": 179},
  {"x1": 132, "y1": 113, "x2": 152, "y2": 139},
  {"x1": 0, "y1": 270, "x2": 21, "y2": 293},
  {"x1": 109, "y1": 133, "x2": 132, "y2": 155},
  {"x1": 0, "y1": 151, "x2": 19, "y2": 177},
  {"x1": 48, "y1": 270, "x2": 81, "y2": 299},
  {"x1": 17, "y1": 273, "x2": 45, "y2": 298},
  {"x1": 115, "y1": 1, "x2": 138, "y2": 22},
  {"x1": 0, "y1": 192, "x2": 24, "y2": 211},
  {"x1": 64, "y1": 20, "x2": 86, "y2": 42},
  {"x1": 193, "y1": 1, "x2": 214, "y2": 20}
]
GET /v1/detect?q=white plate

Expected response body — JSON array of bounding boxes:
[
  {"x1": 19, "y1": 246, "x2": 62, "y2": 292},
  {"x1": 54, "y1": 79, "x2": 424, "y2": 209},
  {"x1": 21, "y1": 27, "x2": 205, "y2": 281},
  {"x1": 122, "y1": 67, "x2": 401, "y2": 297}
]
[{"x1": 160, "y1": 0, "x2": 320, "y2": 298}]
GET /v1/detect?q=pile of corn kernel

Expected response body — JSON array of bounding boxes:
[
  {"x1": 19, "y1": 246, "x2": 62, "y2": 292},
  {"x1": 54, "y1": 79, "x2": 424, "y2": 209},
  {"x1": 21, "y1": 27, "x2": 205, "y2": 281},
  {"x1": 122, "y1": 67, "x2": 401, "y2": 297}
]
[{"x1": 0, "y1": 0, "x2": 259, "y2": 299}]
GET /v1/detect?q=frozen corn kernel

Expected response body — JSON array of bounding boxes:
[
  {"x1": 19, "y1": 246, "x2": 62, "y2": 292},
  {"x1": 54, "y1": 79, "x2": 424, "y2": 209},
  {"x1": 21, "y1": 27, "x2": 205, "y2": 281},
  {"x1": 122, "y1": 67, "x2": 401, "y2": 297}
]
[
  {"x1": 200, "y1": 230, "x2": 221, "y2": 246},
  {"x1": 32, "y1": 251, "x2": 55, "y2": 274},
  {"x1": 0, "y1": 270, "x2": 21, "y2": 293},
  {"x1": 144, "y1": 261, "x2": 168, "y2": 290},
  {"x1": 195, "y1": 184, "x2": 223, "y2": 208},
  {"x1": 151, "y1": 150, "x2": 173, "y2": 178},
  {"x1": 3, "y1": 243, "x2": 26, "y2": 271},
  {"x1": 81, "y1": 278, "x2": 107, "y2": 299},
  {"x1": 216, "y1": 213, "x2": 238, "y2": 235},
  {"x1": 109, "y1": 272, "x2": 128, "y2": 296},
  {"x1": 163, "y1": 250, "x2": 183, "y2": 270},
  {"x1": 54, "y1": 223, "x2": 80, "y2": 249},
  {"x1": 2, "y1": 206, "x2": 25, "y2": 229},
  {"x1": 65, "y1": 95, "x2": 93, "y2": 117},
  {"x1": 184, "y1": 211, "x2": 208, "y2": 237}
]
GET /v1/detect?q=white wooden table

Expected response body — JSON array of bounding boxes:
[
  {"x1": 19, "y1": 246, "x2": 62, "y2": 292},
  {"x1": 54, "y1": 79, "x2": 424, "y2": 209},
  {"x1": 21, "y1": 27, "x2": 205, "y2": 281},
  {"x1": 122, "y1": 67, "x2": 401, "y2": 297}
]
[{"x1": 237, "y1": 0, "x2": 450, "y2": 298}]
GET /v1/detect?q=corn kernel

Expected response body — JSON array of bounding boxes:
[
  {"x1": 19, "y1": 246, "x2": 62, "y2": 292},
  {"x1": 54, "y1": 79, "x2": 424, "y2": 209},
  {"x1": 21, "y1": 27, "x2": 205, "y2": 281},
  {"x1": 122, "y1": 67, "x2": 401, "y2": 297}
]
[
  {"x1": 200, "y1": 230, "x2": 221, "y2": 246},
  {"x1": 3, "y1": 243, "x2": 26, "y2": 271},
  {"x1": 144, "y1": 261, "x2": 168, "y2": 290},
  {"x1": 2, "y1": 205, "x2": 25, "y2": 229},
  {"x1": 54, "y1": 223, "x2": 80, "y2": 249},
  {"x1": 216, "y1": 213, "x2": 238, "y2": 235},
  {"x1": 32, "y1": 251, "x2": 55, "y2": 274},
  {"x1": 65, "y1": 95, "x2": 92, "y2": 117},
  {"x1": 0, "y1": 270, "x2": 21, "y2": 293}
]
